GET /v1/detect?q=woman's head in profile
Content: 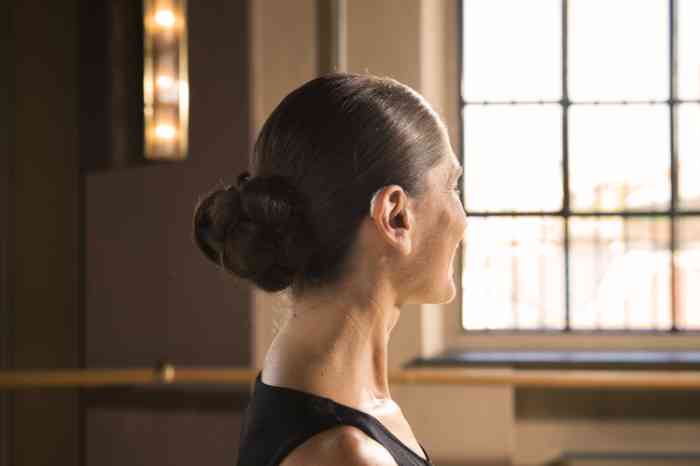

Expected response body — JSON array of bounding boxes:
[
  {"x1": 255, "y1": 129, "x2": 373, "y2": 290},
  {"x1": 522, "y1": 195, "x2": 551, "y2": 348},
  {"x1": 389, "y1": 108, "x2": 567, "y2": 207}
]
[{"x1": 193, "y1": 72, "x2": 466, "y2": 305}]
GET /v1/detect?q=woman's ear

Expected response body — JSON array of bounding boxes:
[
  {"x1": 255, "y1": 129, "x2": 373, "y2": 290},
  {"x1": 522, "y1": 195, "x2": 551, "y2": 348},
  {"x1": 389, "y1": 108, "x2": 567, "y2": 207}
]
[{"x1": 370, "y1": 185, "x2": 413, "y2": 255}]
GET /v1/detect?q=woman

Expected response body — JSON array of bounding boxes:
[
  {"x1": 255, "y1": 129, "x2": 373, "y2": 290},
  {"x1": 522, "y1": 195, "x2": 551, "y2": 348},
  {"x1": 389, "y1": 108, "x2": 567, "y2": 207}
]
[{"x1": 193, "y1": 72, "x2": 466, "y2": 466}]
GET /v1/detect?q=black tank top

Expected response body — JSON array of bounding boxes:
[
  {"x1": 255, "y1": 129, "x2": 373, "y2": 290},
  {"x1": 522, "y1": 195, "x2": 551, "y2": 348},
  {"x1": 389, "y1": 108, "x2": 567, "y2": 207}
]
[{"x1": 236, "y1": 371, "x2": 433, "y2": 466}]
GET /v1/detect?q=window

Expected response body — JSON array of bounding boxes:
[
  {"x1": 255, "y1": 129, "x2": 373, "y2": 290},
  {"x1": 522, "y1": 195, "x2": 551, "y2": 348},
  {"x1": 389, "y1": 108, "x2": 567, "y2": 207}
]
[{"x1": 459, "y1": 0, "x2": 700, "y2": 333}]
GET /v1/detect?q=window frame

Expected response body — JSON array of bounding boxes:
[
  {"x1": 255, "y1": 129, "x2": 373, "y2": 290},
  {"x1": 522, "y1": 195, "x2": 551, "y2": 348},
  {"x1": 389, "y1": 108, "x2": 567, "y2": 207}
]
[{"x1": 451, "y1": 0, "x2": 700, "y2": 346}]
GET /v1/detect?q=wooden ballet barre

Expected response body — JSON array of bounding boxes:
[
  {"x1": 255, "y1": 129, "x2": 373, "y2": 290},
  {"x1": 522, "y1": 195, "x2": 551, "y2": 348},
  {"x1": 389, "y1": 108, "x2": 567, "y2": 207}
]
[
  {"x1": 0, "y1": 368, "x2": 167, "y2": 389},
  {"x1": 2, "y1": 366, "x2": 700, "y2": 390}
]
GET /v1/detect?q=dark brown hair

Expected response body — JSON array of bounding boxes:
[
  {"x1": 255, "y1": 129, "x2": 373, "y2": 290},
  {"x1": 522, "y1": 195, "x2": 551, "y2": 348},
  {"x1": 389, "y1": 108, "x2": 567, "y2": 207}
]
[{"x1": 192, "y1": 72, "x2": 447, "y2": 296}]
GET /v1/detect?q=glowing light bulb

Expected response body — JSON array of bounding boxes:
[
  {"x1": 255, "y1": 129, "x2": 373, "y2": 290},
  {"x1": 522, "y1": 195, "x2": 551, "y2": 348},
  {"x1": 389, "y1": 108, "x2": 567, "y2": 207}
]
[
  {"x1": 155, "y1": 124, "x2": 177, "y2": 140},
  {"x1": 156, "y1": 75, "x2": 175, "y2": 89},
  {"x1": 155, "y1": 75, "x2": 178, "y2": 103},
  {"x1": 154, "y1": 9, "x2": 176, "y2": 28}
]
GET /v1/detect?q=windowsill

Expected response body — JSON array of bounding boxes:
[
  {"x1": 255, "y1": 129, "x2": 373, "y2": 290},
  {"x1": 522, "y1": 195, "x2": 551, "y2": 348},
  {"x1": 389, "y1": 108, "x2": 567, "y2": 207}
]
[
  {"x1": 407, "y1": 350, "x2": 700, "y2": 419},
  {"x1": 406, "y1": 349, "x2": 700, "y2": 371}
]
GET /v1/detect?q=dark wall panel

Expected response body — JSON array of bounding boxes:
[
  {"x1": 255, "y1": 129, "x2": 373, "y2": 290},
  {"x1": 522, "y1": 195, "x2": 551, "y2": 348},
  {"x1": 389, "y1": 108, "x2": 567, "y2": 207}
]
[
  {"x1": 8, "y1": 1, "x2": 82, "y2": 465},
  {"x1": 85, "y1": 166, "x2": 251, "y2": 366},
  {"x1": 0, "y1": 0, "x2": 14, "y2": 463},
  {"x1": 86, "y1": 409, "x2": 244, "y2": 466},
  {"x1": 85, "y1": 0, "x2": 252, "y2": 368}
]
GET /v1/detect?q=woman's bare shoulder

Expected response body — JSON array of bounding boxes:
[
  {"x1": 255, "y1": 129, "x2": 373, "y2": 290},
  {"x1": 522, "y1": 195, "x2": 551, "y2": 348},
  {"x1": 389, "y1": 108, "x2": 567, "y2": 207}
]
[{"x1": 280, "y1": 424, "x2": 398, "y2": 466}]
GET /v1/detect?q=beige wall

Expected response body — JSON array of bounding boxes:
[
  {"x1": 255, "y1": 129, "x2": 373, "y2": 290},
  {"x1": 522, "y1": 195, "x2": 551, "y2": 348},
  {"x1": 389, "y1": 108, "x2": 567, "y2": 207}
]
[
  {"x1": 515, "y1": 420, "x2": 700, "y2": 466},
  {"x1": 248, "y1": 1, "x2": 699, "y2": 465}
]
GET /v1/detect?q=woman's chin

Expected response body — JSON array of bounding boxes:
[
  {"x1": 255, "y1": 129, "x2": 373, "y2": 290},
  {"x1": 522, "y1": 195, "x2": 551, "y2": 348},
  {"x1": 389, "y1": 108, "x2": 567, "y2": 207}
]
[
  {"x1": 408, "y1": 266, "x2": 457, "y2": 304},
  {"x1": 443, "y1": 276, "x2": 457, "y2": 303},
  {"x1": 430, "y1": 273, "x2": 456, "y2": 304}
]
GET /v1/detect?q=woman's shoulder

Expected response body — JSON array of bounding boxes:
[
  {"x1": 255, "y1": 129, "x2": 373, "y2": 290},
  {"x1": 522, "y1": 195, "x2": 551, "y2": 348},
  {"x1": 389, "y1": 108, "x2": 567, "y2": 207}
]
[{"x1": 280, "y1": 425, "x2": 398, "y2": 466}]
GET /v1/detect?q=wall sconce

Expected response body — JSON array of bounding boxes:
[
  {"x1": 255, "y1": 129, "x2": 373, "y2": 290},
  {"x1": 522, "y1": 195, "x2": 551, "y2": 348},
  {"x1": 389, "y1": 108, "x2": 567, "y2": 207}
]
[{"x1": 143, "y1": 0, "x2": 188, "y2": 160}]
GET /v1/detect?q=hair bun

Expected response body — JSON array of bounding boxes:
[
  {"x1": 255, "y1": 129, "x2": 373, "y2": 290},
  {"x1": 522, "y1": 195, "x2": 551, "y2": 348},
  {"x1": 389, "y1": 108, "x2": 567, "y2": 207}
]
[
  {"x1": 193, "y1": 173, "x2": 317, "y2": 292},
  {"x1": 192, "y1": 184, "x2": 244, "y2": 266}
]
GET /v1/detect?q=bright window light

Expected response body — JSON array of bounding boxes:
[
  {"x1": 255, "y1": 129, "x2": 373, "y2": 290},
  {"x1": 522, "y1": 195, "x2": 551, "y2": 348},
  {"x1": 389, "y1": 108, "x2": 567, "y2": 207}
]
[{"x1": 461, "y1": 0, "x2": 700, "y2": 332}]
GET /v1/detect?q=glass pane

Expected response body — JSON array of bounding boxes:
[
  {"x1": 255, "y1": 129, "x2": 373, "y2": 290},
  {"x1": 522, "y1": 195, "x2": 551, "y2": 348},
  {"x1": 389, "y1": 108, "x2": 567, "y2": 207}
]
[
  {"x1": 678, "y1": 219, "x2": 700, "y2": 330},
  {"x1": 463, "y1": 0, "x2": 561, "y2": 101},
  {"x1": 678, "y1": 104, "x2": 700, "y2": 210},
  {"x1": 678, "y1": 0, "x2": 700, "y2": 100},
  {"x1": 464, "y1": 105, "x2": 562, "y2": 212},
  {"x1": 569, "y1": 105, "x2": 670, "y2": 211},
  {"x1": 569, "y1": 0, "x2": 668, "y2": 101},
  {"x1": 570, "y1": 217, "x2": 671, "y2": 330},
  {"x1": 462, "y1": 217, "x2": 565, "y2": 330}
]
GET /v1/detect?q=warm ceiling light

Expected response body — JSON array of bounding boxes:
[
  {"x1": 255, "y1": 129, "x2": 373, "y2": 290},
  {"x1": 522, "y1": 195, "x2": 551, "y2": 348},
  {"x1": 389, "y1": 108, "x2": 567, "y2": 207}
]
[{"x1": 144, "y1": 0, "x2": 188, "y2": 160}]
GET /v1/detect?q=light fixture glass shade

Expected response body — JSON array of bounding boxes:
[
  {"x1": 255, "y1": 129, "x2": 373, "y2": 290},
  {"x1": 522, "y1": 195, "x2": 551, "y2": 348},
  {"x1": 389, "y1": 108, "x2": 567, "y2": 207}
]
[{"x1": 143, "y1": 0, "x2": 188, "y2": 160}]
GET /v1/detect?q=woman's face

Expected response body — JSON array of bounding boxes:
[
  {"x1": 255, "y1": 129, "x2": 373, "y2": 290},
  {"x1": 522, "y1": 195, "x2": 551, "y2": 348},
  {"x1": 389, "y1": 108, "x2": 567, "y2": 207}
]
[{"x1": 406, "y1": 147, "x2": 467, "y2": 304}]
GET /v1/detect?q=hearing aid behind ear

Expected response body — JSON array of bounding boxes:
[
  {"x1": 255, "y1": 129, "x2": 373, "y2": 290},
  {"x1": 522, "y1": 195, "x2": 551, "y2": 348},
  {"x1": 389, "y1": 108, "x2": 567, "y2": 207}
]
[{"x1": 369, "y1": 187, "x2": 384, "y2": 215}]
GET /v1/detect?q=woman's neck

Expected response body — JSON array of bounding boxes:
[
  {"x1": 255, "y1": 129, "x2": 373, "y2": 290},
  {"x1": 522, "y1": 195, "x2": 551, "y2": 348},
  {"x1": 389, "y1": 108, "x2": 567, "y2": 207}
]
[{"x1": 265, "y1": 281, "x2": 401, "y2": 409}]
